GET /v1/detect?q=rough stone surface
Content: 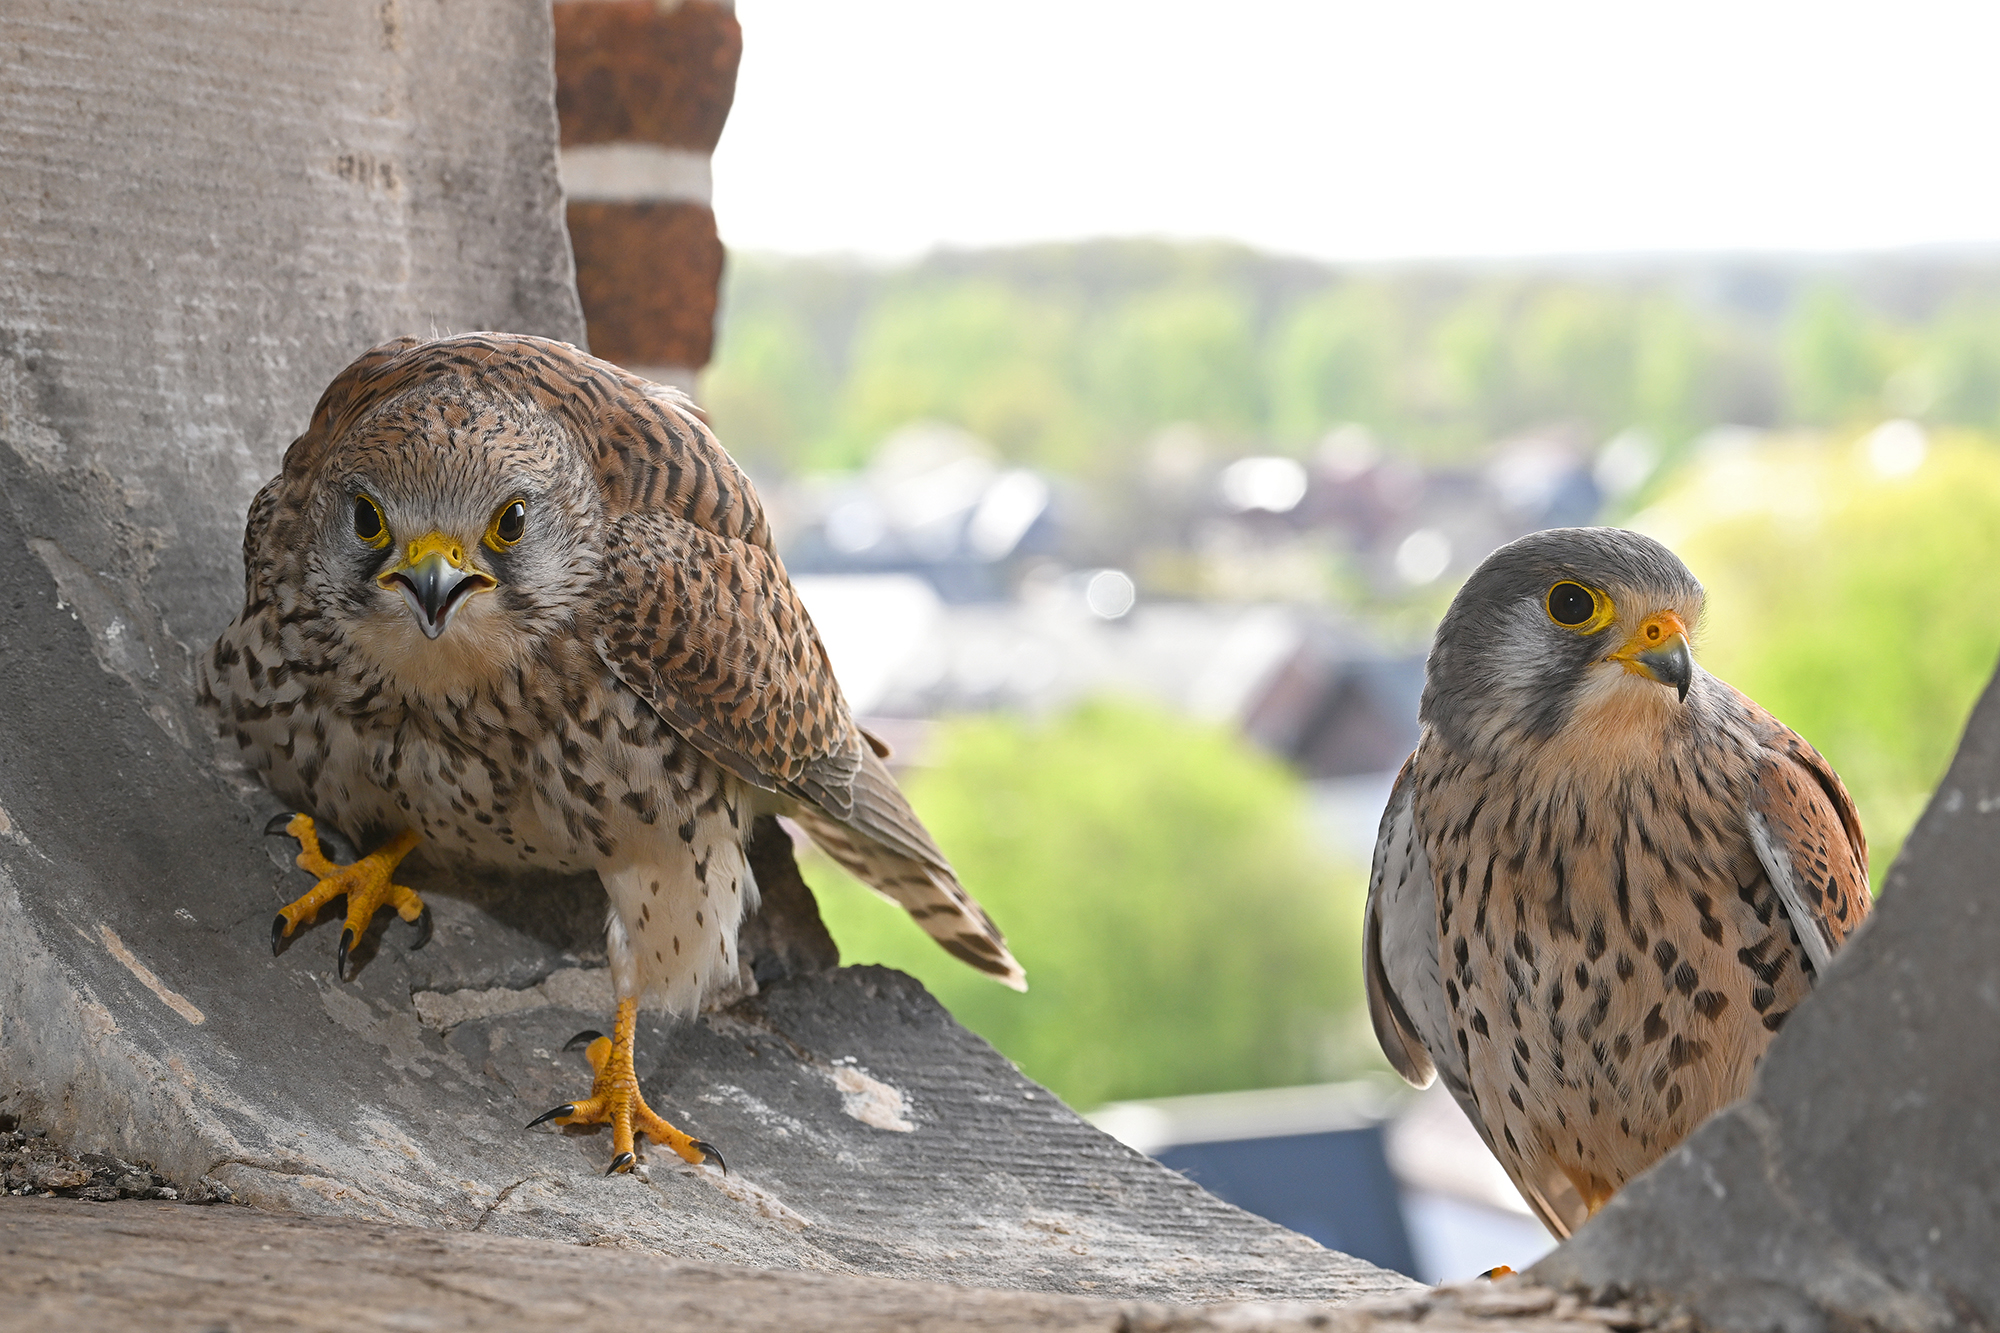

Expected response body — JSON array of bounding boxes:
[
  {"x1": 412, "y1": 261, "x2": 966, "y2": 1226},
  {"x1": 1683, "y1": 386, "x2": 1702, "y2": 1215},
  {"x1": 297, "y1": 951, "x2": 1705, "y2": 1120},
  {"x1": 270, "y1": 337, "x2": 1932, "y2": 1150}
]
[
  {"x1": 1534, "y1": 666, "x2": 2000, "y2": 1332},
  {"x1": 0, "y1": 0, "x2": 1409, "y2": 1305},
  {"x1": 0, "y1": 1117, "x2": 222, "y2": 1203},
  {"x1": 0, "y1": 0, "x2": 586, "y2": 742},
  {"x1": 0, "y1": 1197, "x2": 1648, "y2": 1333}
]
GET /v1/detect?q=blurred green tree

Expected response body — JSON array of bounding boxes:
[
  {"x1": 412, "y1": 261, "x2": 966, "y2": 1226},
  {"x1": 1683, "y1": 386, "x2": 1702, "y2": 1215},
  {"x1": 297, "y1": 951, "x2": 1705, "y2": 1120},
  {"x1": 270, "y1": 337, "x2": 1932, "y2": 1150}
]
[
  {"x1": 804, "y1": 700, "x2": 1368, "y2": 1109},
  {"x1": 701, "y1": 308, "x2": 836, "y2": 476},
  {"x1": 709, "y1": 245, "x2": 2000, "y2": 487},
  {"x1": 836, "y1": 280, "x2": 1092, "y2": 471},
  {"x1": 1781, "y1": 285, "x2": 1906, "y2": 426},
  {"x1": 1265, "y1": 282, "x2": 1404, "y2": 448},
  {"x1": 1427, "y1": 285, "x2": 1514, "y2": 449},
  {"x1": 1923, "y1": 299, "x2": 2000, "y2": 430},
  {"x1": 1087, "y1": 286, "x2": 1264, "y2": 451},
  {"x1": 1510, "y1": 285, "x2": 1642, "y2": 434},
  {"x1": 1632, "y1": 293, "x2": 1747, "y2": 441}
]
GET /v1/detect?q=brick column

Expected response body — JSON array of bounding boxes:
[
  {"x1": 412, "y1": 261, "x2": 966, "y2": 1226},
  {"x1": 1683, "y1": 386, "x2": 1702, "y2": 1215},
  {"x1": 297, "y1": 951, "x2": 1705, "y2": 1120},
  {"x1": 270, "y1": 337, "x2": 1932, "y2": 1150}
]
[{"x1": 553, "y1": 0, "x2": 740, "y2": 394}]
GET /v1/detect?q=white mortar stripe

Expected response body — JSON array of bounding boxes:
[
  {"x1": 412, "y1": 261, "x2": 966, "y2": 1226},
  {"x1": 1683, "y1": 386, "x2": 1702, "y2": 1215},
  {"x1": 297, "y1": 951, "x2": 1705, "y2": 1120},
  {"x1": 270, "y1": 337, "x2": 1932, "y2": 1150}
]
[
  {"x1": 560, "y1": 143, "x2": 712, "y2": 205},
  {"x1": 98, "y1": 923, "x2": 205, "y2": 1025}
]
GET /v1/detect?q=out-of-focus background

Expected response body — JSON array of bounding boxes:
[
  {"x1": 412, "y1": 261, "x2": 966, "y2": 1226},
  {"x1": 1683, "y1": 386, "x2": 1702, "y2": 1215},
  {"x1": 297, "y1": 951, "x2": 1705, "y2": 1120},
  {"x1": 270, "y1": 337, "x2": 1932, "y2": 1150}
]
[{"x1": 626, "y1": 0, "x2": 2000, "y2": 1282}]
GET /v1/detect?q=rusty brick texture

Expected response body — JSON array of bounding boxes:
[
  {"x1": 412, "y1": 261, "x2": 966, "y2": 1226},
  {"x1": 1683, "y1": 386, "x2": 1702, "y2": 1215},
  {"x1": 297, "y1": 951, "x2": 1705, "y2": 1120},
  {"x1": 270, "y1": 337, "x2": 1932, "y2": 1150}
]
[
  {"x1": 554, "y1": 0, "x2": 742, "y2": 151},
  {"x1": 567, "y1": 199, "x2": 724, "y2": 370}
]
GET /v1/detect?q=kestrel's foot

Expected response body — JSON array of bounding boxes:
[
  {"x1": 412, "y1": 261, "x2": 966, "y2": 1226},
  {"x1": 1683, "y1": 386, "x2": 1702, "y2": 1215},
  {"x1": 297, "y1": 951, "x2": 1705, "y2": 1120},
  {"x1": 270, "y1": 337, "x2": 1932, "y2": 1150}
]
[
  {"x1": 526, "y1": 997, "x2": 725, "y2": 1176},
  {"x1": 266, "y1": 815, "x2": 430, "y2": 980}
]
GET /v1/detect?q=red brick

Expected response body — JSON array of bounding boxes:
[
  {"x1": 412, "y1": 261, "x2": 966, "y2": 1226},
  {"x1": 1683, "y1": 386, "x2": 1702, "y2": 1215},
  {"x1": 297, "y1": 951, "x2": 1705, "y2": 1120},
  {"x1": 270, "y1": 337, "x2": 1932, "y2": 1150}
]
[
  {"x1": 567, "y1": 200, "x2": 724, "y2": 369},
  {"x1": 554, "y1": 1, "x2": 742, "y2": 152}
]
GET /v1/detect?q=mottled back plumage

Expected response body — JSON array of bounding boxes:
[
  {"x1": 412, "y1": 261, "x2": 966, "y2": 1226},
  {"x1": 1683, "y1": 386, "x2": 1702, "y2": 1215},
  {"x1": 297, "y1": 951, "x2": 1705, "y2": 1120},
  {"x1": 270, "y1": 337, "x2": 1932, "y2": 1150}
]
[
  {"x1": 202, "y1": 333, "x2": 1023, "y2": 1025},
  {"x1": 1365, "y1": 527, "x2": 1868, "y2": 1236}
]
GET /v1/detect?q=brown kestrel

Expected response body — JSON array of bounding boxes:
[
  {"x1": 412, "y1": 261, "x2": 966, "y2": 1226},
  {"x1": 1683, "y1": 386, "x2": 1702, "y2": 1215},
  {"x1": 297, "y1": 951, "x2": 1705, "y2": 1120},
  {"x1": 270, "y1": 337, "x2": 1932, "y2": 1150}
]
[
  {"x1": 199, "y1": 332, "x2": 1023, "y2": 1174},
  {"x1": 1365, "y1": 527, "x2": 1870, "y2": 1236}
]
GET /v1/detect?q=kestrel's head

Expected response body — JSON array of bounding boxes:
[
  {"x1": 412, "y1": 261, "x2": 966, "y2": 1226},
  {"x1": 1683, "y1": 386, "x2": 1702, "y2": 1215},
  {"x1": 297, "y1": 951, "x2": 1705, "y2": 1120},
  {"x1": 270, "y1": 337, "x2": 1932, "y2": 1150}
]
[
  {"x1": 1420, "y1": 527, "x2": 1706, "y2": 753},
  {"x1": 280, "y1": 375, "x2": 603, "y2": 681}
]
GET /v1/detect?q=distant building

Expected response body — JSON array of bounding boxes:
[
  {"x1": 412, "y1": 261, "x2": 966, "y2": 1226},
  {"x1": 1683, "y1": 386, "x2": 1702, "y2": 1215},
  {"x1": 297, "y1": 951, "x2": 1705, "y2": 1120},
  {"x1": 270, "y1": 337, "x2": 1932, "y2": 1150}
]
[
  {"x1": 778, "y1": 423, "x2": 1058, "y2": 603},
  {"x1": 1239, "y1": 626, "x2": 1423, "y2": 781}
]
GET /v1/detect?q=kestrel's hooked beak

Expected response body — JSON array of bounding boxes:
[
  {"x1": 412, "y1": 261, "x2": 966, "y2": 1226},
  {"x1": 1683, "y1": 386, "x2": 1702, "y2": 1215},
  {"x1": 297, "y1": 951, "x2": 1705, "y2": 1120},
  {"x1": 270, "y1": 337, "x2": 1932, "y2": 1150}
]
[
  {"x1": 377, "y1": 532, "x2": 496, "y2": 639},
  {"x1": 1608, "y1": 609, "x2": 1693, "y2": 703}
]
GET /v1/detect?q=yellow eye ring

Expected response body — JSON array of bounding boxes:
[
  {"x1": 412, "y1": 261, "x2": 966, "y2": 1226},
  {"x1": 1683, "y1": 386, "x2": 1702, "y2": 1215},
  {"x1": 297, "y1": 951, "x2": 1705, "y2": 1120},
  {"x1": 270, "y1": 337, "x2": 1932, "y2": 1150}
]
[
  {"x1": 1546, "y1": 580, "x2": 1614, "y2": 633},
  {"x1": 352, "y1": 494, "x2": 391, "y2": 548},
  {"x1": 485, "y1": 497, "x2": 527, "y2": 549}
]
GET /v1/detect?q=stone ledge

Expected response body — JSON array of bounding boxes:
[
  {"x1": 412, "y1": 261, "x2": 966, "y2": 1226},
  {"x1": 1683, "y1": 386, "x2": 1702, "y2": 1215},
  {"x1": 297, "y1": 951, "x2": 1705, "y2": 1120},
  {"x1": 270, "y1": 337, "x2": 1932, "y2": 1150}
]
[{"x1": 0, "y1": 1197, "x2": 1651, "y2": 1333}]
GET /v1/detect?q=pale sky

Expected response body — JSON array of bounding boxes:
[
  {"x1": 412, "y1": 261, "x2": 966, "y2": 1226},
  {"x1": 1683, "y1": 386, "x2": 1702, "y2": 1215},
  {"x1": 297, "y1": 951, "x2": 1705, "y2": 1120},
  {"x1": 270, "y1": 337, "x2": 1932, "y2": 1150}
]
[{"x1": 713, "y1": 0, "x2": 2000, "y2": 262}]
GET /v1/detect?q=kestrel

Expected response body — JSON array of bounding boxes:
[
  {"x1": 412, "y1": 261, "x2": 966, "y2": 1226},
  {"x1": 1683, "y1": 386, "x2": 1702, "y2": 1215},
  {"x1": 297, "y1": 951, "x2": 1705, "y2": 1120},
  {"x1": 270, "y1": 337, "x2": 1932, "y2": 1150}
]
[
  {"x1": 199, "y1": 332, "x2": 1023, "y2": 1174},
  {"x1": 1364, "y1": 527, "x2": 1870, "y2": 1236}
]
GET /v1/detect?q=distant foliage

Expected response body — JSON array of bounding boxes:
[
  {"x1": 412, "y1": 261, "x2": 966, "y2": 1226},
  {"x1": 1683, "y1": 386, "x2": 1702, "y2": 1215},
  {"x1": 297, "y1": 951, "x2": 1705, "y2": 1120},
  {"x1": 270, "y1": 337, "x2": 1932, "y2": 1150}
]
[
  {"x1": 1781, "y1": 287, "x2": 1907, "y2": 426},
  {"x1": 708, "y1": 241, "x2": 2000, "y2": 477},
  {"x1": 1642, "y1": 433, "x2": 2000, "y2": 881},
  {"x1": 841, "y1": 282, "x2": 1091, "y2": 473},
  {"x1": 803, "y1": 700, "x2": 1368, "y2": 1109}
]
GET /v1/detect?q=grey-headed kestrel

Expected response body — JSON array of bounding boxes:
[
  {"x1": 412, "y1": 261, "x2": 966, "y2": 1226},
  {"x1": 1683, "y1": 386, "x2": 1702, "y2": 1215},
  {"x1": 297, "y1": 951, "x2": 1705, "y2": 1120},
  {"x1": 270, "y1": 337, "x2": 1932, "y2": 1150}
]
[
  {"x1": 1365, "y1": 527, "x2": 1870, "y2": 1236},
  {"x1": 200, "y1": 332, "x2": 1024, "y2": 1174}
]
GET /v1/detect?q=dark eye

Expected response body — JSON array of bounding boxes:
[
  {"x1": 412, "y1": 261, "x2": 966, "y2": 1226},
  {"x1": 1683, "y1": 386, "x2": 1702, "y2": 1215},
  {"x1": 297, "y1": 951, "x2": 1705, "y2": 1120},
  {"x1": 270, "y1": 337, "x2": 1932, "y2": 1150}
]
[
  {"x1": 490, "y1": 499, "x2": 527, "y2": 547},
  {"x1": 1547, "y1": 581, "x2": 1598, "y2": 627},
  {"x1": 353, "y1": 494, "x2": 386, "y2": 545}
]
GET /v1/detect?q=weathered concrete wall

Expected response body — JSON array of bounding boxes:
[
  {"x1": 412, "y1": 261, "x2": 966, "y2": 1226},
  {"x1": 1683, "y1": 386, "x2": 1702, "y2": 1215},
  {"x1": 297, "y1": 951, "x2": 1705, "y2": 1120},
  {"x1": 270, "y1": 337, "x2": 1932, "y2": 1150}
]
[
  {"x1": 0, "y1": 0, "x2": 584, "y2": 744},
  {"x1": 0, "y1": 1, "x2": 1410, "y2": 1303},
  {"x1": 1535, "y1": 666, "x2": 2000, "y2": 1331}
]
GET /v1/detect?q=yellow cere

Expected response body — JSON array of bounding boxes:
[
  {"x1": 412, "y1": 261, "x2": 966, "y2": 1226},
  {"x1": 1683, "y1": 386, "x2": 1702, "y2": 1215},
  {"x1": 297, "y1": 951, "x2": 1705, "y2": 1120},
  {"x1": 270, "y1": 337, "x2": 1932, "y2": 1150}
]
[{"x1": 403, "y1": 531, "x2": 467, "y2": 569}]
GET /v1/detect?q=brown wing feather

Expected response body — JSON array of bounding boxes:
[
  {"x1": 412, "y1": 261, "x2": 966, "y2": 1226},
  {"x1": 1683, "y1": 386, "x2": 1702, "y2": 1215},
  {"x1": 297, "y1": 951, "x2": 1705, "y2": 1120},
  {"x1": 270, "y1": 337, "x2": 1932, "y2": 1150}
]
[
  {"x1": 594, "y1": 509, "x2": 862, "y2": 815},
  {"x1": 592, "y1": 504, "x2": 1023, "y2": 987},
  {"x1": 1735, "y1": 689, "x2": 1872, "y2": 971}
]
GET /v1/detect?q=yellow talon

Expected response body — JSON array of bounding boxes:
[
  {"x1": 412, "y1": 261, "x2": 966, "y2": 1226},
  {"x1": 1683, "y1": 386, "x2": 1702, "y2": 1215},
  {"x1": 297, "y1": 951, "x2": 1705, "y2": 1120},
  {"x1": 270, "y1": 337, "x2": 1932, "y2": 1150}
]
[
  {"x1": 526, "y1": 997, "x2": 725, "y2": 1175},
  {"x1": 268, "y1": 816, "x2": 429, "y2": 978}
]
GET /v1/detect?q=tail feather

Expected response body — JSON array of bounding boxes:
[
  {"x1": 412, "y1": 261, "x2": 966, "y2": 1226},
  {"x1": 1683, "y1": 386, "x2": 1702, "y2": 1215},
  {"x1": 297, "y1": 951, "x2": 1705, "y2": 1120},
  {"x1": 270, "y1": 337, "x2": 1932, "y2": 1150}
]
[
  {"x1": 788, "y1": 773, "x2": 1026, "y2": 992},
  {"x1": 839, "y1": 745, "x2": 957, "y2": 876}
]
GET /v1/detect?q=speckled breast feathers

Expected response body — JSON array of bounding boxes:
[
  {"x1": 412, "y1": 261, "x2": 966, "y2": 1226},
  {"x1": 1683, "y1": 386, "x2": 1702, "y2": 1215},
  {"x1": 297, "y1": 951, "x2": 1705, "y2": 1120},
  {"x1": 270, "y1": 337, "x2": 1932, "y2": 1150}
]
[{"x1": 1363, "y1": 527, "x2": 1868, "y2": 1236}]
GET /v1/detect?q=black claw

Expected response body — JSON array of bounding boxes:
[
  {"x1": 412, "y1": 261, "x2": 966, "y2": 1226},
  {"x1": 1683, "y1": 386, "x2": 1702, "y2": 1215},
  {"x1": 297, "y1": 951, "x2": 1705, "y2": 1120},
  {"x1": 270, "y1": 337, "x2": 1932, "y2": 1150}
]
[
  {"x1": 264, "y1": 812, "x2": 302, "y2": 838},
  {"x1": 335, "y1": 928, "x2": 354, "y2": 981},
  {"x1": 408, "y1": 904, "x2": 433, "y2": 951},
  {"x1": 692, "y1": 1141, "x2": 726, "y2": 1175},
  {"x1": 563, "y1": 1030, "x2": 605, "y2": 1052},
  {"x1": 525, "y1": 1103, "x2": 577, "y2": 1129},
  {"x1": 607, "y1": 1152, "x2": 636, "y2": 1175},
  {"x1": 271, "y1": 915, "x2": 288, "y2": 956}
]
